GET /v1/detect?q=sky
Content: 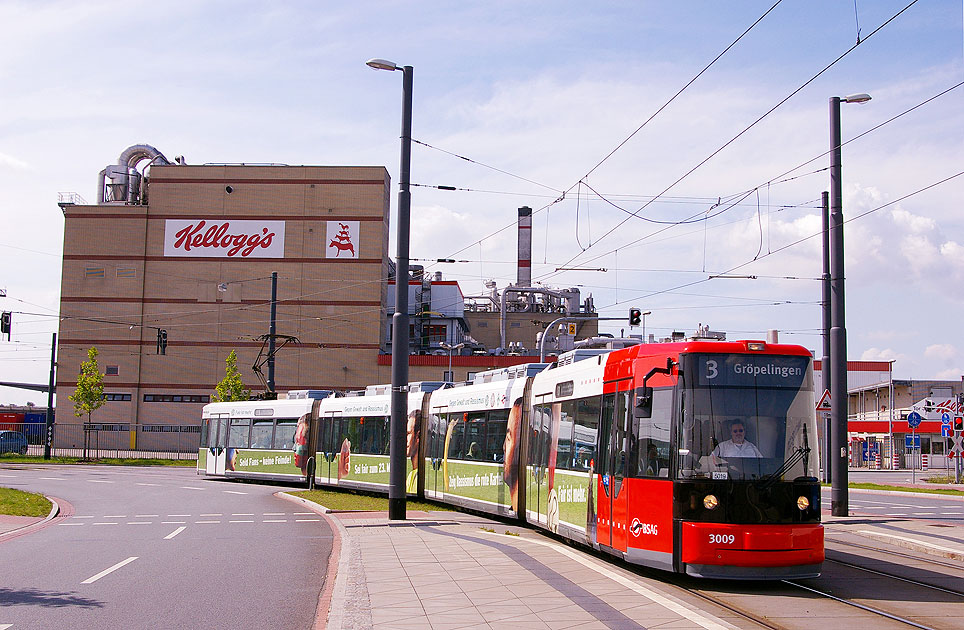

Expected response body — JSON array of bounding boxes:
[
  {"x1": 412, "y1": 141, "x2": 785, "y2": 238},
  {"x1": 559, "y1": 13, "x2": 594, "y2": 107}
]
[{"x1": 0, "y1": 0, "x2": 962, "y2": 405}]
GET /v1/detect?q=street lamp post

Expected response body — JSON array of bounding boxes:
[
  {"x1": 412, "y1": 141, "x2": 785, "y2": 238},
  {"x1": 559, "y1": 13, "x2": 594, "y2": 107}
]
[
  {"x1": 440, "y1": 342, "x2": 465, "y2": 381},
  {"x1": 829, "y1": 92, "x2": 870, "y2": 518},
  {"x1": 640, "y1": 310, "x2": 651, "y2": 343},
  {"x1": 368, "y1": 58, "x2": 414, "y2": 520}
]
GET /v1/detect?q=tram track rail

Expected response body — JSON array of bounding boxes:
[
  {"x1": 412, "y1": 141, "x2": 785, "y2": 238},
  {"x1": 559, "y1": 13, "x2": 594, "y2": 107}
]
[{"x1": 825, "y1": 535, "x2": 964, "y2": 576}]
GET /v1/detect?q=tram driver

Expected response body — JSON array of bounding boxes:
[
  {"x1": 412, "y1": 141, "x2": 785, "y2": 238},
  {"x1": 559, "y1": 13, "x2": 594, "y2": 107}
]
[{"x1": 712, "y1": 419, "x2": 763, "y2": 458}]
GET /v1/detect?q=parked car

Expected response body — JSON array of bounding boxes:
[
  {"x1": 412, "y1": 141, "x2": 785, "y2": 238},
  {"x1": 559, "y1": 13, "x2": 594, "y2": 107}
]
[{"x1": 0, "y1": 430, "x2": 28, "y2": 455}]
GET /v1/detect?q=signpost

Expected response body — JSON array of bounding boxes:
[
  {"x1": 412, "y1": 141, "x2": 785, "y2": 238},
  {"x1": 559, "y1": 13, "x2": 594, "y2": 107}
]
[
  {"x1": 816, "y1": 390, "x2": 831, "y2": 483},
  {"x1": 907, "y1": 411, "x2": 922, "y2": 483}
]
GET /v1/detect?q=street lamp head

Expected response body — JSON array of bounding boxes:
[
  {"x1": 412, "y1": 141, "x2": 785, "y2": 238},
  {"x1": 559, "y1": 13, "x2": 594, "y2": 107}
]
[
  {"x1": 366, "y1": 58, "x2": 400, "y2": 72},
  {"x1": 842, "y1": 93, "x2": 872, "y2": 104},
  {"x1": 642, "y1": 311, "x2": 652, "y2": 316}
]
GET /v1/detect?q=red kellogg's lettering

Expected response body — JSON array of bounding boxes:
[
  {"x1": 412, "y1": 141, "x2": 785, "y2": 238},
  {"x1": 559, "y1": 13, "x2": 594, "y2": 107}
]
[
  {"x1": 172, "y1": 222, "x2": 277, "y2": 257},
  {"x1": 173, "y1": 221, "x2": 205, "y2": 251}
]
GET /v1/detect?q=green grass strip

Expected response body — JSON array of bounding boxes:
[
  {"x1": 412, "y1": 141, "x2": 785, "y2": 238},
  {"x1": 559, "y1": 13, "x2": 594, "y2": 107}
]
[
  {"x1": 0, "y1": 487, "x2": 52, "y2": 517},
  {"x1": 290, "y1": 488, "x2": 454, "y2": 513}
]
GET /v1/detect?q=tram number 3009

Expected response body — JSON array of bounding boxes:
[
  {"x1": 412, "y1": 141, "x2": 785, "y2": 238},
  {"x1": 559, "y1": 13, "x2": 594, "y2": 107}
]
[{"x1": 709, "y1": 534, "x2": 736, "y2": 545}]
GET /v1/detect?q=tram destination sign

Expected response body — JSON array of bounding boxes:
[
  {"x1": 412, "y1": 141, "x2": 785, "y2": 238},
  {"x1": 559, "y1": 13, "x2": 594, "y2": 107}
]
[{"x1": 696, "y1": 354, "x2": 810, "y2": 389}]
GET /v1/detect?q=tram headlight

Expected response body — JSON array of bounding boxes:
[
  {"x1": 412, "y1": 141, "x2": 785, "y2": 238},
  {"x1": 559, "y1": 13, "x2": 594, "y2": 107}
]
[
  {"x1": 703, "y1": 494, "x2": 719, "y2": 510},
  {"x1": 797, "y1": 496, "x2": 810, "y2": 510}
]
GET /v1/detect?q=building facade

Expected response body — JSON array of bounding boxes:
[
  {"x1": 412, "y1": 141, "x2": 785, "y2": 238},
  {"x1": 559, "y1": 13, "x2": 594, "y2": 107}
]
[{"x1": 57, "y1": 147, "x2": 391, "y2": 438}]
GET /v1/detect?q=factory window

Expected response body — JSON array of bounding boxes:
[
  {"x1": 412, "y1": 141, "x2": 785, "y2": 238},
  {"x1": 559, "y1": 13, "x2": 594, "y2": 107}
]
[
  {"x1": 105, "y1": 366, "x2": 119, "y2": 376},
  {"x1": 143, "y1": 394, "x2": 211, "y2": 403},
  {"x1": 103, "y1": 393, "x2": 131, "y2": 401}
]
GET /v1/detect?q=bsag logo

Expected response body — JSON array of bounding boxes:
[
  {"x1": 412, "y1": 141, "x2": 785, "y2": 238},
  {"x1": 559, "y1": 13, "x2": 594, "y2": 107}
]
[{"x1": 630, "y1": 518, "x2": 657, "y2": 537}]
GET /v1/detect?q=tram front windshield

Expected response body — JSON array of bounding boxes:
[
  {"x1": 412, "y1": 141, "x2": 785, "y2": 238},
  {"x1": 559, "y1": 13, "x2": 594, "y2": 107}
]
[{"x1": 678, "y1": 353, "x2": 818, "y2": 481}]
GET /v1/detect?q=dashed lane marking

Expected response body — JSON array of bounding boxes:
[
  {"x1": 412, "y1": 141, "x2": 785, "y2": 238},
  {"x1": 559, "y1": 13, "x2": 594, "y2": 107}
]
[
  {"x1": 127, "y1": 522, "x2": 152, "y2": 525},
  {"x1": 82, "y1": 557, "x2": 138, "y2": 584},
  {"x1": 161, "y1": 521, "x2": 186, "y2": 524},
  {"x1": 164, "y1": 527, "x2": 186, "y2": 540},
  {"x1": 88, "y1": 480, "x2": 112, "y2": 484},
  {"x1": 180, "y1": 486, "x2": 204, "y2": 491},
  {"x1": 224, "y1": 490, "x2": 247, "y2": 495},
  {"x1": 93, "y1": 523, "x2": 119, "y2": 526},
  {"x1": 39, "y1": 477, "x2": 66, "y2": 480},
  {"x1": 136, "y1": 483, "x2": 161, "y2": 486},
  {"x1": 195, "y1": 520, "x2": 220, "y2": 524},
  {"x1": 232, "y1": 513, "x2": 254, "y2": 516},
  {"x1": 230, "y1": 520, "x2": 255, "y2": 523},
  {"x1": 264, "y1": 520, "x2": 288, "y2": 523}
]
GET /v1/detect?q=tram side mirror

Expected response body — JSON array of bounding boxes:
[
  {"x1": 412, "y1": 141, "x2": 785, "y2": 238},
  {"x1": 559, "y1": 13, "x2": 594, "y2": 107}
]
[{"x1": 634, "y1": 387, "x2": 653, "y2": 418}]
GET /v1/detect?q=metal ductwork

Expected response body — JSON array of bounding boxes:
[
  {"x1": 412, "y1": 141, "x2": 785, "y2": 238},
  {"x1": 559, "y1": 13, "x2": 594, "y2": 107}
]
[{"x1": 97, "y1": 144, "x2": 172, "y2": 205}]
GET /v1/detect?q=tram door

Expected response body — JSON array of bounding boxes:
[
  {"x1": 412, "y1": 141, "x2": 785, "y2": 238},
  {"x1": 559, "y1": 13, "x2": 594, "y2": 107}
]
[
  {"x1": 206, "y1": 414, "x2": 228, "y2": 475},
  {"x1": 317, "y1": 413, "x2": 338, "y2": 484},
  {"x1": 596, "y1": 385, "x2": 631, "y2": 552},
  {"x1": 527, "y1": 396, "x2": 553, "y2": 527},
  {"x1": 425, "y1": 409, "x2": 447, "y2": 498}
]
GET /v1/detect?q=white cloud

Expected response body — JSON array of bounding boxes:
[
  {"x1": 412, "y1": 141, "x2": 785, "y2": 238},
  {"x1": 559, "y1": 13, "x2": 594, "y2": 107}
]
[{"x1": 0, "y1": 152, "x2": 28, "y2": 170}]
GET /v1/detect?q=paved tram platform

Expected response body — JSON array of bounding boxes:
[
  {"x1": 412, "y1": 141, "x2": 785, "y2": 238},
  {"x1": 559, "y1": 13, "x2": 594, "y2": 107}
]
[{"x1": 277, "y1": 484, "x2": 964, "y2": 630}]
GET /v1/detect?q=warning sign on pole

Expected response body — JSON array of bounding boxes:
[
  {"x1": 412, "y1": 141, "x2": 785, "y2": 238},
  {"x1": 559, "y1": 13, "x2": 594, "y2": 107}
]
[{"x1": 816, "y1": 389, "x2": 831, "y2": 411}]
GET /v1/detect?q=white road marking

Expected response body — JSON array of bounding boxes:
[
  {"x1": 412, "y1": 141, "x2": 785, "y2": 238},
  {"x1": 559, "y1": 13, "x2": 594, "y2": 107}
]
[
  {"x1": 232, "y1": 513, "x2": 254, "y2": 516},
  {"x1": 485, "y1": 533, "x2": 731, "y2": 630},
  {"x1": 93, "y1": 523, "x2": 119, "y2": 526},
  {"x1": 164, "y1": 526, "x2": 186, "y2": 540},
  {"x1": 104, "y1": 515, "x2": 127, "y2": 518},
  {"x1": 135, "y1": 514, "x2": 159, "y2": 518},
  {"x1": 161, "y1": 521, "x2": 186, "y2": 524},
  {"x1": 1, "y1": 623, "x2": 13, "y2": 629},
  {"x1": 82, "y1": 556, "x2": 138, "y2": 584},
  {"x1": 200, "y1": 513, "x2": 222, "y2": 517},
  {"x1": 294, "y1": 512, "x2": 314, "y2": 515},
  {"x1": 296, "y1": 519, "x2": 320, "y2": 522},
  {"x1": 59, "y1": 523, "x2": 85, "y2": 526},
  {"x1": 136, "y1": 483, "x2": 161, "y2": 486},
  {"x1": 127, "y1": 522, "x2": 152, "y2": 525},
  {"x1": 195, "y1": 520, "x2": 220, "y2": 524},
  {"x1": 75, "y1": 516, "x2": 94, "y2": 519},
  {"x1": 0, "y1": 474, "x2": 16, "y2": 478},
  {"x1": 264, "y1": 512, "x2": 285, "y2": 516},
  {"x1": 168, "y1": 514, "x2": 191, "y2": 517},
  {"x1": 89, "y1": 480, "x2": 112, "y2": 484},
  {"x1": 223, "y1": 490, "x2": 247, "y2": 495},
  {"x1": 230, "y1": 520, "x2": 255, "y2": 523},
  {"x1": 264, "y1": 520, "x2": 287, "y2": 523},
  {"x1": 39, "y1": 477, "x2": 65, "y2": 480},
  {"x1": 180, "y1": 486, "x2": 204, "y2": 491}
]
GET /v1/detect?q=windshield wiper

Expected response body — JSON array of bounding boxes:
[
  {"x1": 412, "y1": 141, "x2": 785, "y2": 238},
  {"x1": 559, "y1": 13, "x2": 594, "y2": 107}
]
[{"x1": 756, "y1": 445, "x2": 810, "y2": 488}]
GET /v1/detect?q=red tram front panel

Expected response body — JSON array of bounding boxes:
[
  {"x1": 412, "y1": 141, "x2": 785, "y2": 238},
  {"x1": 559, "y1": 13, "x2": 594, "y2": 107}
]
[{"x1": 681, "y1": 522, "x2": 824, "y2": 567}]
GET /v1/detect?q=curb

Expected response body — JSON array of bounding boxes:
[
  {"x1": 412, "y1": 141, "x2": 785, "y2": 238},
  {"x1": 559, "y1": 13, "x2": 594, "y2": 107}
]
[
  {"x1": 275, "y1": 492, "x2": 345, "y2": 630},
  {"x1": 0, "y1": 495, "x2": 60, "y2": 542}
]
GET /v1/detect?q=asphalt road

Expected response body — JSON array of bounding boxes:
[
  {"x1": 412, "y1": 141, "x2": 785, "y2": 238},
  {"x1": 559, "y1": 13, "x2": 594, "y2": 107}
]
[{"x1": 0, "y1": 465, "x2": 332, "y2": 630}]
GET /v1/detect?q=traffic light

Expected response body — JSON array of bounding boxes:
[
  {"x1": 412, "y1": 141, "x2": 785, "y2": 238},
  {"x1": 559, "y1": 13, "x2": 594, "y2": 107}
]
[
  {"x1": 0, "y1": 311, "x2": 10, "y2": 339},
  {"x1": 156, "y1": 329, "x2": 168, "y2": 355},
  {"x1": 629, "y1": 308, "x2": 642, "y2": 327},
  {"x1": 955, "y1": 416, "x2": 963, "y2": 432}
]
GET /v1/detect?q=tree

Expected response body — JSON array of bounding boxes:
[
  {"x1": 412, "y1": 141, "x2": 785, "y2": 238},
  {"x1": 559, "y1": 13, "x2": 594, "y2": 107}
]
[
  {"x1": 69, "y1": 347, "x2": 105, "y2": 459},
  {"x1": 213, "y1": 350, "x2": 250, "y2": 402}
]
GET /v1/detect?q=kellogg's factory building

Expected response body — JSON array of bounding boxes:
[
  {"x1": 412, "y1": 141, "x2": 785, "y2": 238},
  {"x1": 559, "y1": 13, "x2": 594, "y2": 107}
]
[{"x1": 57, "y1": 144, "x2": 392, "y2": 442}]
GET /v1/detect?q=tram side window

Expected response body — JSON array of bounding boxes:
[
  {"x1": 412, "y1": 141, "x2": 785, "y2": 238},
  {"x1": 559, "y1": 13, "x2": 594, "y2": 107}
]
[
  {"x1": 251, "y1": 419, "x2": 274, "y2": 449},
  {"x1": 556, "y1": 401, "x2": 576, "y2": 470},
  {"x1": 463, "y1": 412, "x2": 486, "y2": 460},
  {"x1": 633, "y1": 388, "x2": 672, "y2": 478},
  {"x1": 349, "y1": 416, "x2": 389, "y2": 455},
  {"x1": 428, "y1": 413, "x2": 447, "y2": 460},
  {"x1": 531, "y1": 403, "x2": 552, "y2": 470},
  {"x1": 274, "y1": 420, "x2": 297, "y2": 449},
  {"x1": 446, "y1": 413, "x2": 466, "y2": 460},
  {"x1": 229, "y1": 418, "x2": 251, "y2": 448},
  {"x1": 486, "y1": 409, "x2": 508, "y2": 463},
  {"x1": 200, "y1": 419, "x2": 210, "y2": 447},
  {"x1": 570, "y1": 396, "x2": 600, "y2": 472}
]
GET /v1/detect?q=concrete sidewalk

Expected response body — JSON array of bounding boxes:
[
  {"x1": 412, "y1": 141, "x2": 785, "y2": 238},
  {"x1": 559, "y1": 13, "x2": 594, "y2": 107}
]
[{"x1": 322, "y1": 510, "x2": 740, "y2": 630}]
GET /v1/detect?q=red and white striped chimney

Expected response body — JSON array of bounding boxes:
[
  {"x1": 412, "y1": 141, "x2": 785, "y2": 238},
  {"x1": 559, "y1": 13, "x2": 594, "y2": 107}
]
[{"x1": 517, "y1": 206, "x2": 532, "y2": 287}]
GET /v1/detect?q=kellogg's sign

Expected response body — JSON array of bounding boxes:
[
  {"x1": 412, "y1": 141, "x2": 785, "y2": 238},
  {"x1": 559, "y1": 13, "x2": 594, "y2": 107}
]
[{"x1": 163, "y1": 220, "x2": 285, "y2": 258}]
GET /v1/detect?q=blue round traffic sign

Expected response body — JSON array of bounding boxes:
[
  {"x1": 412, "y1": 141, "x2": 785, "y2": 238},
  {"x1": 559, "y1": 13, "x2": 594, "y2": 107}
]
[
  {"x1": 942, "y1": 412, "x2": 951, "y2": 425},
  {"x1": 907, "y1": 411, "x2": 922, "y2": 428}
]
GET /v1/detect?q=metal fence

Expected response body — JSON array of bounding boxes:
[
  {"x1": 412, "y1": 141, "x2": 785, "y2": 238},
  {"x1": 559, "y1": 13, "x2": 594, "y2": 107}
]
[{"x1": 0, "y1": 421, "x2": 200, "y2": 461}]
